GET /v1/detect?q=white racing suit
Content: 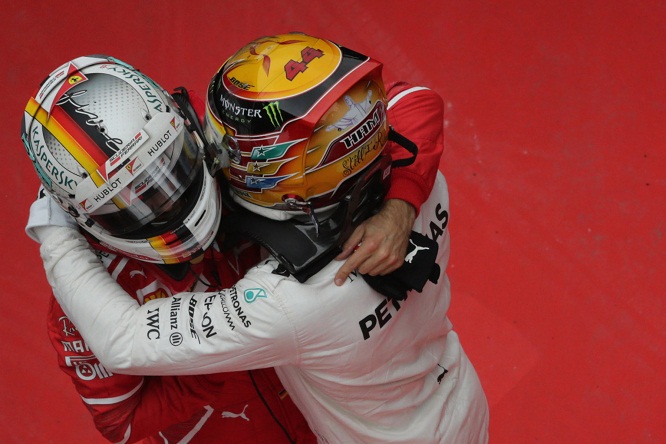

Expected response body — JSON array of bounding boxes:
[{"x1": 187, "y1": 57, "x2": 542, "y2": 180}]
[{"x1": 40, "y1": 172, "x2": 489, "y2": 443}]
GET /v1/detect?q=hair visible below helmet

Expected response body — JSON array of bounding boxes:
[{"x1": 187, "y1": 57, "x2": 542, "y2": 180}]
[
  {"x1": 22, "y1": 55, "x2": 221, "y2": 263},
  {"x1": 205, "y1": 32, "x2": 390, "y2": 221}
]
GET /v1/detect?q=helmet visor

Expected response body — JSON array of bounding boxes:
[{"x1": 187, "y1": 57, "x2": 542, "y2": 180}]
[{"x1": 89, "y1": 125, "x2": 204, "y2": 237}]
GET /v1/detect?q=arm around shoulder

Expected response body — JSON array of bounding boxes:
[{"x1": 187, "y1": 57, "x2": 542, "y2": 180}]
[{"x1": 385, "y1": 83, "x2": 445, "y2": 212}]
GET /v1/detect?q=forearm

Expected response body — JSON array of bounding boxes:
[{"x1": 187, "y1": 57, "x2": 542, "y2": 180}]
[{"x1": 41, "y1": 227, "x2": 294, "y2": 374}]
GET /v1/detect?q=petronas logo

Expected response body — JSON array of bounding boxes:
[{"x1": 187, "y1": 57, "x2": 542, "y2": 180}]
[{"x1": 263, "y1": 101, "x2": 283, "y2": 127}]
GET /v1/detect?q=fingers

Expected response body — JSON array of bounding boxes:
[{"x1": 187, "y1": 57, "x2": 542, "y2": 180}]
[
  {"x1": 334, "y1": 235, "x2": 405, "y2": 286},
  {"x1": 334, "y1": 226, "x2": 371, "y2": 285},
  {"x1": 335, "y1": 225, "x2": 365, "y2": 261},
  {"x1": 334, "y1": 199, "x2": 416, "y2": 286},
  {"x1": 359, "y1": 246, "x2": 404, "y2": 276},
  {"x1": 354, "y1": 237, "x2": 405, "y2": 276},
  {"x1": 334, "y1": 248, "x2": 363, "y2": 286}
]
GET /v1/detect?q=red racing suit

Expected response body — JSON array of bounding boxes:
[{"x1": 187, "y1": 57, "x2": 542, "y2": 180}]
[
  {"x1": 46, "y1": 238, "x2": 316, "y2": 443},
  {"x1": 35, "y1": 81, "x2": 444, "y2": 443}
]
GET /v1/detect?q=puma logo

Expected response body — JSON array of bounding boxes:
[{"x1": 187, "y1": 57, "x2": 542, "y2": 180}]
[
  {"x1": 221, "y1": 404, "x2": 250, "y2": 421},
  {"x1": 405, "y1": 239, "x2": 429, "y2": 263},
  {"x1": 437, "y1": 364, "x2": 449, "y2": 383}
]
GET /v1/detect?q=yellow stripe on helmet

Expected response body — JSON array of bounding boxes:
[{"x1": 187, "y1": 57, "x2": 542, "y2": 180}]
[{"x1": 26, "y1": 97, "x2": 105, "y2": 187}]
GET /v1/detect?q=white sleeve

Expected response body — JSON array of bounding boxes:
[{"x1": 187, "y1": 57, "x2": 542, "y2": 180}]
[
  {"x1": 40, "y1": 227, "x2": 298, "y2": 375},
  {"x1": 25, "y1": 189, "x2": 78, "y2": 243}
]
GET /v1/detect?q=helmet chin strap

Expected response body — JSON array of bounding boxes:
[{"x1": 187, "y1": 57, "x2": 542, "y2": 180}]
[
  {"x1": 282, "y1": 197, "x2": 323, "y2": 237},
  {"x1": 220, "y1": 128, "x2": 419, "y2": 282},
  {"x1": 172, "y1": 86, "x2": 226, "y2": 178}
]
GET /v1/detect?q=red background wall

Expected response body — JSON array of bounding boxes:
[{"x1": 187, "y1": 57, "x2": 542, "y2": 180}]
[{"x1": 1, "y1": 1, "x2": 664, "y2": 442}]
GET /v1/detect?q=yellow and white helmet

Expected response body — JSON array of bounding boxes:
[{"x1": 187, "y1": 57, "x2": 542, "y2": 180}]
[
  {"x1": 205, "y1": 33, "x2": 390, "y2": 221},
  {"x1": 22, "y1": 55, "x2": 221, "y2": 263}
]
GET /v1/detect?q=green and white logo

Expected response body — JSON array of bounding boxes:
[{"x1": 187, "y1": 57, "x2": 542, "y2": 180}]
[{"x1": 244, "y1": 288, "x2": 268, "y2": 303}]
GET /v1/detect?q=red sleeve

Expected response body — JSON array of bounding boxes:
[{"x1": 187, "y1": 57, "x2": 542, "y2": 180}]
[
  {"x1": 47, "y1": 294, "x2": 250, "y2": 442},
  {"x1": 383, "y1": 81, "x2": 445, "y2": 215}
]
